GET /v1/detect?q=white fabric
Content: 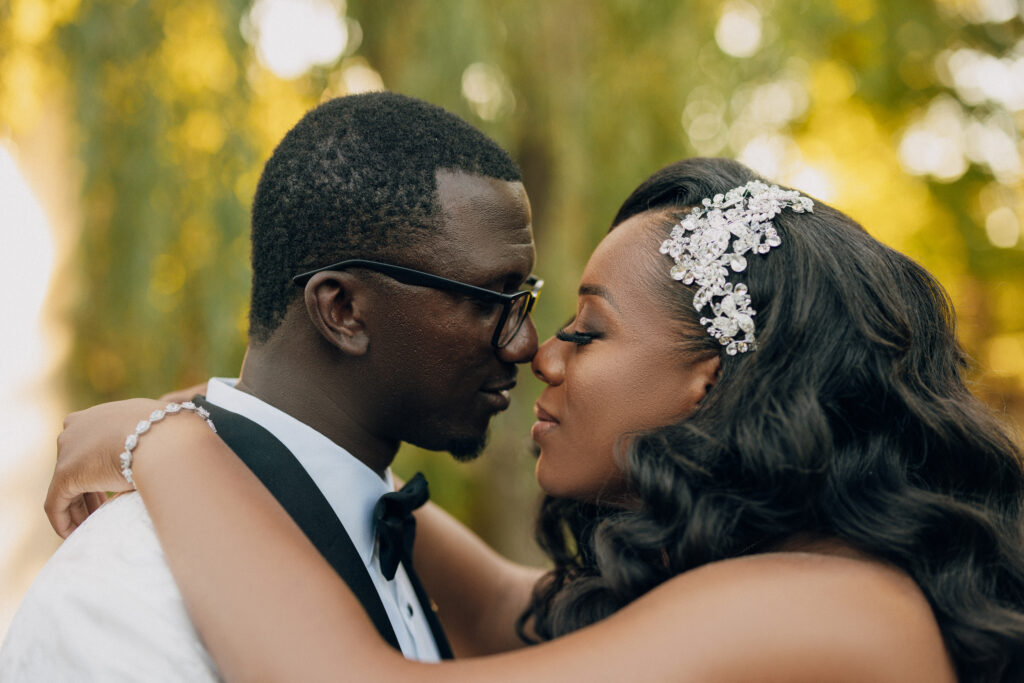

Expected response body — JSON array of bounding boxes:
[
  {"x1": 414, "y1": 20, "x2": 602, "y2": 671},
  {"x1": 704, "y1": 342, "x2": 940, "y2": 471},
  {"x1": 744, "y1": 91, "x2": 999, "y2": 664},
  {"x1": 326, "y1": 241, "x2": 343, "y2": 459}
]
[
  {"x1": 0, "y1": 377, "x2": 439, "y2": 681},
  {"x1": 0, "y1": 493, "x2": 220, "y2": 682}
]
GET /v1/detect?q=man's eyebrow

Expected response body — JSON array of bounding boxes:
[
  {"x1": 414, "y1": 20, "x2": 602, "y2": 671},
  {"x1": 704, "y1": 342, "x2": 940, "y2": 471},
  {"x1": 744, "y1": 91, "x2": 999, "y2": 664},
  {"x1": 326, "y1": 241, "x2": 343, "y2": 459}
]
[
  {"x1": 477, "y1": 271, "x2": 531, "y2": 292},
  {"x1": 578, "y1": 283, "x2": 619, "y2": 311}
]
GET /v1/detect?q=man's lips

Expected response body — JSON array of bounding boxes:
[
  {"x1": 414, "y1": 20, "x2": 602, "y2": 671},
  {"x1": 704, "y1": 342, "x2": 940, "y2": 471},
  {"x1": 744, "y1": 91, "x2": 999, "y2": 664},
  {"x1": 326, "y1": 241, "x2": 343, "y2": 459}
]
[
  {"x1": 479, "y1": 378, "x2": 516, "y2": 411},
  {"x1": 480, "y1": 377, "x2": 516, "y2": 397}
]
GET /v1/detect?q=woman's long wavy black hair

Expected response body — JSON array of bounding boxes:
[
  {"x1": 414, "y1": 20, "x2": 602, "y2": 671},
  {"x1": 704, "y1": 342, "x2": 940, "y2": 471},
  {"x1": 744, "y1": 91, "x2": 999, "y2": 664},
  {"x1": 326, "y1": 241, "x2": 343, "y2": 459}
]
[{"x1": 519, "y1": 158, "x2": 1024, "y2": 682}]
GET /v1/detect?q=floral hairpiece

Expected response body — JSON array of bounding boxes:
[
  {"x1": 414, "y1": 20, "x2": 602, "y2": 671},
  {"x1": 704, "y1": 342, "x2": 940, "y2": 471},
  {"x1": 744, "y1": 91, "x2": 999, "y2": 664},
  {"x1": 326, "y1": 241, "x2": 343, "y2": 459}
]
[{"x1": 658, "y1": 180, "x2": 813, "y2": 355}]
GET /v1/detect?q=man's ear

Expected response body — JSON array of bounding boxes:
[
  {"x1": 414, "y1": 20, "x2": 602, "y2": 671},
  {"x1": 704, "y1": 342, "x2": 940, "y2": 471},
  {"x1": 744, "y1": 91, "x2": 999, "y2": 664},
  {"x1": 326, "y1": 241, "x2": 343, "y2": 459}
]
[{"x1": 302, "y1": 271, "x2": 371, "y2": 356}]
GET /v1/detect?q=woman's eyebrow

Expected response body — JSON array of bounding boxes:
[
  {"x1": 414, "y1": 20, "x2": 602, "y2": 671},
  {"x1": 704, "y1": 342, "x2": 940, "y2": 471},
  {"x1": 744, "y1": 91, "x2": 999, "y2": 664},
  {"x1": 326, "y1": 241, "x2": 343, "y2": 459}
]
[{"x1": 578, "y1": 283, "x2": 620, "y2": 311}]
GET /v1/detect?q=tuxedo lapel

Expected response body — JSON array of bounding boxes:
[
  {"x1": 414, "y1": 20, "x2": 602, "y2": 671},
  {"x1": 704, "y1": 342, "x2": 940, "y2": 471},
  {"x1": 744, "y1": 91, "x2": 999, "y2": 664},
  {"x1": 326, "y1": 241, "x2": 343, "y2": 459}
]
[{"x1": 193, "y1": 396, "x2": 402, "y2": 653}]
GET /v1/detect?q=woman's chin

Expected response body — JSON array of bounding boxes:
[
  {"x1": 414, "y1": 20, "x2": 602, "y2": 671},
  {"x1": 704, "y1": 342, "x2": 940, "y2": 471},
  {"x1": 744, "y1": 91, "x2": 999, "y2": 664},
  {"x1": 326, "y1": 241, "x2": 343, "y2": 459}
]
[
  {"x1": 534, "y1": 456, "x2": 570, "y2": 499},
  {"x1": 534, "y1": 458, "x2": 596, "y2": 502},
  {"x1": 535, "y1": 456, "x2": 634, "y2": 506}
]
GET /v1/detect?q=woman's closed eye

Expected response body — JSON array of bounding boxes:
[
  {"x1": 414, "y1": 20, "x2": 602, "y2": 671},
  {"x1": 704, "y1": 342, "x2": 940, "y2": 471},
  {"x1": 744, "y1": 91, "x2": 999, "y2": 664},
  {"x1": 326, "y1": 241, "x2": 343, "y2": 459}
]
[{"x1": 556, "y1": 325, "x2": 601, "y2": 346}]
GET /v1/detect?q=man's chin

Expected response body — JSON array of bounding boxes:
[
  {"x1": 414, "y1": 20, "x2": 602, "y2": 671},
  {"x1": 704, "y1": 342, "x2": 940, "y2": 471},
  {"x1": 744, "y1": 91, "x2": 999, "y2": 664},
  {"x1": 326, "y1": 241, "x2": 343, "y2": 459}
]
[{"x1": 446, "y1": 433, "x2": 488, "y2": 462}]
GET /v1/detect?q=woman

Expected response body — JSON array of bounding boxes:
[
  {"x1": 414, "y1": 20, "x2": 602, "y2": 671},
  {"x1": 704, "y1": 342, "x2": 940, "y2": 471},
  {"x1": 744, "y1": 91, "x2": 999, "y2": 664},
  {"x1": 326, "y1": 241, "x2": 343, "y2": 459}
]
[{"x1": 52, "y1": 158, "x2": 1024, "y2": 681}]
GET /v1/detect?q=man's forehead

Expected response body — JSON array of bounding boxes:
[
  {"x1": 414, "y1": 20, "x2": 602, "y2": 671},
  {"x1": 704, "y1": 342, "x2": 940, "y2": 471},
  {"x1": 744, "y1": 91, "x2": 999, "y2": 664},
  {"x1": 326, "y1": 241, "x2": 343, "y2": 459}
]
[
  {"x1": 435, "y1": 169, "x2": 532, "y2": 231},
  {"x1": 432, "y1": 170, "x2": 535, "y2": 273}
]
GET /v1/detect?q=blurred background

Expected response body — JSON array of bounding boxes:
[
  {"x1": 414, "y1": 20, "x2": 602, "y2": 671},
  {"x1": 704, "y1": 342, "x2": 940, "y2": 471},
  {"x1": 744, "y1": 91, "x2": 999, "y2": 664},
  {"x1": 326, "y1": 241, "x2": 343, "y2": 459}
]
[{"x1": 2, "y1": 0, "x2": 1023, "y2": 641}]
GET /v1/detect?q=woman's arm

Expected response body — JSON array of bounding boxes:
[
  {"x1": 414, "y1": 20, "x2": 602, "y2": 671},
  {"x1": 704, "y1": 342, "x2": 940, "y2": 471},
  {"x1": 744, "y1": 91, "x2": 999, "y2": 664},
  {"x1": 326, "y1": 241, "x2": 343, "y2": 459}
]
[
  {"x1": 411, "y1": 497, "x2": 543, "y2": 656},
  {"x1": 45, "y1": 388, "x2": 206, "y2": 538},
  {"x1": 119, "y1": 413, "x2": 952, "y2": 683},
  {"x1": 48, "y1": 396, "x2": 541, "y2": 656}
]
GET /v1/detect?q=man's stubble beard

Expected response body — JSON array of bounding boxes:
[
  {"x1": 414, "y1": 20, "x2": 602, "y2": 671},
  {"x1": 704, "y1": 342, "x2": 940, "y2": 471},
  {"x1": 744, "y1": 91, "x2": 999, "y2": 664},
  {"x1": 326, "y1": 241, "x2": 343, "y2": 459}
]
[{"x1": 446, "y1": 431, "x2": 489, "y2": 462}]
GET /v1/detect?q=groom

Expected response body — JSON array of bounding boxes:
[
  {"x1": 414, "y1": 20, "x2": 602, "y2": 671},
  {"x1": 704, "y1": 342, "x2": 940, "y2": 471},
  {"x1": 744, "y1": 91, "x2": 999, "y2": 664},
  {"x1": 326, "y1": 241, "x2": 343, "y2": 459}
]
[{"x1": 0, "y1": 93, "x2": 538, "y2": 679}]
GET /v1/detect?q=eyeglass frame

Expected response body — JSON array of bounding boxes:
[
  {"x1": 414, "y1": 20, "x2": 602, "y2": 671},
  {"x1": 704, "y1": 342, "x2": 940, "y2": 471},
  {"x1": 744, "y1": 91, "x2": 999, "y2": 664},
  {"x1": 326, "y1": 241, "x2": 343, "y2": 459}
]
[{"x1": 292, "y1": 258, "x2": 543, "y2": 349}]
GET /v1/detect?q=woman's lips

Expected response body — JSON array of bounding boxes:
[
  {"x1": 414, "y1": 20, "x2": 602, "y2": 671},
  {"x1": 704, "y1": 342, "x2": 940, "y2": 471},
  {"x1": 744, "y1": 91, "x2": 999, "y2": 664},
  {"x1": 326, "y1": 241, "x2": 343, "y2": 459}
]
[{"x1": 531, "y1": 403, "x2": 559, "y2": 442}]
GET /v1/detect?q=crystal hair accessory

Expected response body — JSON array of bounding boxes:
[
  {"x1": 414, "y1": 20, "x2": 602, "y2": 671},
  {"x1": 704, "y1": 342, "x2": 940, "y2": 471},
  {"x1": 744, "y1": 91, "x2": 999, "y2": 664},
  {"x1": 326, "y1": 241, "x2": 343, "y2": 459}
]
[
  {"x1": 658, "y1": 180, "x2": 813, "y2": 355},
  {"x1": 120, "y1": 401, "x2": 217, "y2": 486}
]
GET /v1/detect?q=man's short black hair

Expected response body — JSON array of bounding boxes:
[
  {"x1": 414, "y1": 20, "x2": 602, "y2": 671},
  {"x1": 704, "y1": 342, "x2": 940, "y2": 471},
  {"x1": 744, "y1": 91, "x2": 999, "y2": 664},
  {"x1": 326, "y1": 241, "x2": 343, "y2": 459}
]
[{"x1": 248, "y1": 92, "x2": 522, "y2": 342}]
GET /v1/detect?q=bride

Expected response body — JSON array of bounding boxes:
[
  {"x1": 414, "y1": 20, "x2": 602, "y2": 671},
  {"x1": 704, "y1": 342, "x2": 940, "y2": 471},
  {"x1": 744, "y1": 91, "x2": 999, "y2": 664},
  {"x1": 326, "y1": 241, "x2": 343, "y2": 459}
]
[{"x1": 48, "y1": 158, "x2": 1024, "y2": 681}]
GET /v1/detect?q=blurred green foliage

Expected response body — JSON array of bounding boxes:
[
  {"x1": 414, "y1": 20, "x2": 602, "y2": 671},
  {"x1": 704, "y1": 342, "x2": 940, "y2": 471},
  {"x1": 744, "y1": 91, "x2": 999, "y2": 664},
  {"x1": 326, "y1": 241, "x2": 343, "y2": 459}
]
[{"x1": 2, "y1": 0, "x2": 1021, "y2": 560}]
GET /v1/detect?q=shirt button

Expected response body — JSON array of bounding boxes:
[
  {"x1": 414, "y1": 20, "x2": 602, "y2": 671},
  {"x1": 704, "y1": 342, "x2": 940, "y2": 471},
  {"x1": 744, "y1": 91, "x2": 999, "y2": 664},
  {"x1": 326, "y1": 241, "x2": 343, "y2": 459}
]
[{"x1": 406, "y1": 603, "x2": 414, "y2": 618}]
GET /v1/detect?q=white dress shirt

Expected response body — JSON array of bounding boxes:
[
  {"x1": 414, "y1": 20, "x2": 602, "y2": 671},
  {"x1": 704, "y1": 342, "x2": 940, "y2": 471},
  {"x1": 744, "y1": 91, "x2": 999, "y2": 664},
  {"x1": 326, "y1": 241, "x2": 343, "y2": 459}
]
[
  {"x1": 203, "y1": 378, "x2": 440, "y2": 662},
  {"x1": 0, "y1": 378, "x2": 439, "y2": 682}
]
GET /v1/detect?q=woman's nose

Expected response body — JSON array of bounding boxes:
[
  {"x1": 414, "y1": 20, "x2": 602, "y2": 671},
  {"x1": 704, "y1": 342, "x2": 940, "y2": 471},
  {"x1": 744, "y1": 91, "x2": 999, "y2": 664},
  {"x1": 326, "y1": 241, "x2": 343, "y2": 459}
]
[{"x1": 531, "y1": 335, "x2": 565, "y2": 385}]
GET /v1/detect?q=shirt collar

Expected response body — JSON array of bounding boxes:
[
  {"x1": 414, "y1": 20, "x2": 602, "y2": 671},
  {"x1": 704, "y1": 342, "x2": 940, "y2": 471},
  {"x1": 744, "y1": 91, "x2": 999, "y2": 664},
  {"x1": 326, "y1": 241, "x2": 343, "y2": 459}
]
[{"x1": 204, "y1": 377, "x2": 392, "y2": 566}]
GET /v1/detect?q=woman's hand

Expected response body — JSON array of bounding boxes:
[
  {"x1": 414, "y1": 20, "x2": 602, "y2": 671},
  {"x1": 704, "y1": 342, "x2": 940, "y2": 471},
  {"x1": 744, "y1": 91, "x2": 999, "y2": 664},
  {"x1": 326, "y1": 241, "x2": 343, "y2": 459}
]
[{"x1": 46, "y1": 398, "x2": 163, "y2": 538}]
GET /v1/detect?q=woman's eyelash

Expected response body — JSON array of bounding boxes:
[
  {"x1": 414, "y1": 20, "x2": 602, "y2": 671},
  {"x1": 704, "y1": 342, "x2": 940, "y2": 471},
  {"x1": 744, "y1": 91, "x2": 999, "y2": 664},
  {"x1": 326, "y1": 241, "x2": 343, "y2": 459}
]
[{"x1": 556, "y1": 327, "x2": 599, "y2": 345}]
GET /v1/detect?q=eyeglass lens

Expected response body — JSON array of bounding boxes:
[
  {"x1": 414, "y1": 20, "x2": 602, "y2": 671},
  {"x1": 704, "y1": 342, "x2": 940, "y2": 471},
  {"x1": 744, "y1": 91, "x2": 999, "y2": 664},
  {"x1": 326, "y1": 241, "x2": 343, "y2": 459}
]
[{"x1": 497, "y1": 294, "x2": 531, "y2": 347}]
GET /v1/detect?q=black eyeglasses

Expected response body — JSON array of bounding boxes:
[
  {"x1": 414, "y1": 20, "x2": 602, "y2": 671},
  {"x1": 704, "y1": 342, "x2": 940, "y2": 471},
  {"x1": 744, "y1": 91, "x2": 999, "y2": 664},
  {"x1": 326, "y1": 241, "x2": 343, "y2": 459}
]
[{"x1": 292, "y1": 259, "x2": 543, "y2": 349}]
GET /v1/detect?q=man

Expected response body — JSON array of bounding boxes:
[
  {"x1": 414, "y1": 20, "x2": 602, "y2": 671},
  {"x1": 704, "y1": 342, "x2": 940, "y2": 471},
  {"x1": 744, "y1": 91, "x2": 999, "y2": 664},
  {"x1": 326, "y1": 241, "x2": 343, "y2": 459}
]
[{"x1": 0, "y1": 92, "x2": 540, "y2": 679}]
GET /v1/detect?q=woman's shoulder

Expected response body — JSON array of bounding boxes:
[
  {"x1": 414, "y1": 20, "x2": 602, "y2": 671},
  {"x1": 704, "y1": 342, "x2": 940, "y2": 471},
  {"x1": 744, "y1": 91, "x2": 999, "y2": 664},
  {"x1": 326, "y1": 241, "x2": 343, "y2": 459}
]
[
  {"x1": 617, "y1": 548, "x2": 956, "y2": 682},
  {"x1": 670, "y1": 545, "x2": 929, "y2": 607}
]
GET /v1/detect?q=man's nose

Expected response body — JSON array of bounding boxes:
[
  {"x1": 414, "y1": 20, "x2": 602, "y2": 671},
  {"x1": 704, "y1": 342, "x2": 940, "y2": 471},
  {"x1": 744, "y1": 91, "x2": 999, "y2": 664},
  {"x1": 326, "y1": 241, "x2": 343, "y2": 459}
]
[{"x1": 498, "y1": 315, "x2": 538, "y2": 364}]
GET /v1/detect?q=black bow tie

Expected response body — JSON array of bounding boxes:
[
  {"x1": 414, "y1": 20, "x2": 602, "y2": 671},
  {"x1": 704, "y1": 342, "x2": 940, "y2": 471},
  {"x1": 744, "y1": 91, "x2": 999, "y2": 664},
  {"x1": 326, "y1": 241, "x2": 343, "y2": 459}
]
[{"x1": 374, "y1": 473, "x2": 429, "y2": 581}]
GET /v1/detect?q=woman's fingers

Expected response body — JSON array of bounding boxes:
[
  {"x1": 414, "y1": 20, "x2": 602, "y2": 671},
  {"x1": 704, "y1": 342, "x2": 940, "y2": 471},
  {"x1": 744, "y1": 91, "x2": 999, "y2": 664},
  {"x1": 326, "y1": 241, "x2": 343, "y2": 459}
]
[
  {"x1": 45, "y1": 399, "x2": 162, "y2": 537},
  {"x1": 84, "y1": 491, "x2": 106, "y2": 514},
  {"x1": 43, "y1": 481, "x2": 79, "y2": 539}
]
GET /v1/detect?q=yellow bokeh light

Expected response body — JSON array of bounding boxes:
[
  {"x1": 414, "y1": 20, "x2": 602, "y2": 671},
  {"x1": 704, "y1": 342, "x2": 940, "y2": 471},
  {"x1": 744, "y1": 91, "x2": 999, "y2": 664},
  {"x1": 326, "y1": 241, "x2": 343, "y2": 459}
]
[
  {"x1": 0, "y1": 52, "x2": 47, "y2": 131},
  {"x1": 247, "y1": 71, "x2": 318, "y2": 153},
  {"x1": 986, "y1": 333, "x2": 1024, "y2": 381},
  {"x1": 150, "y1": 252, "x2": 187, "y2": 297},
  {"x1": 237, "y1": 303, "x2": 251, "y2": 339},
  {"x1": 234, "y1": 167, "x2": 261, "y2": 206},
  {"x1": 810, "y1": 60, "x2": 856, "y2": 106},
  {"x1": 832, "y1": 0, "x2": 876, "y2": 23},
  {"x1": 182, "y1": 110, "x2": 227, "y2": 154},
  {"x1": 11, "y1": 0, "x2": 53, "y2": 44},
  {"x1": 160, "y1": 2, "x2": 238, "y2": 95},
  {"x1": 797, "y1": 99, "x2": 953, "y2": 258},
  {"x1": 179, "y1": 214, "x2": 217, "y2": 268}
]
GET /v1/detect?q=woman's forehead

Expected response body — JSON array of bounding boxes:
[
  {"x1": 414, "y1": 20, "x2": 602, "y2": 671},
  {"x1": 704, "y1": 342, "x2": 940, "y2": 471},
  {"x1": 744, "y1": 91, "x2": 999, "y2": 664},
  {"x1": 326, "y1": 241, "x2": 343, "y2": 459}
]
[
  {"x1": 584, "y1": 212, "x2": 667, "y2": 283},
  {"x1": 578, "y1": 213, "x2": 675, "y2": 327}
]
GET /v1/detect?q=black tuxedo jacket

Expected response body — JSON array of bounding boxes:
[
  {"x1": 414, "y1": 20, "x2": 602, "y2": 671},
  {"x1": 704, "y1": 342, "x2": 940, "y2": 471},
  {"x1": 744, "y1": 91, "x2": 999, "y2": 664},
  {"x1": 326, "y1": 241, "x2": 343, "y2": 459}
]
[{"x1": 194, "y1": 397, "x2": 453, "y2": 659}]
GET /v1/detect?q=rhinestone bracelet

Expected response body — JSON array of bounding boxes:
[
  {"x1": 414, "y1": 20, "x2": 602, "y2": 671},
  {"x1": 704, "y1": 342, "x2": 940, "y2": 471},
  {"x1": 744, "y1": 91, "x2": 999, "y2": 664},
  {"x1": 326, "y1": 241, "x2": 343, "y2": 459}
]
[{"x1": 120, "y1": 401, "x2": 217, "y2": 486}]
